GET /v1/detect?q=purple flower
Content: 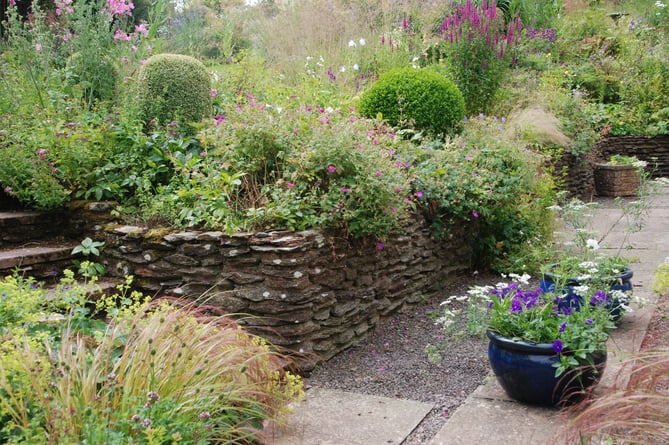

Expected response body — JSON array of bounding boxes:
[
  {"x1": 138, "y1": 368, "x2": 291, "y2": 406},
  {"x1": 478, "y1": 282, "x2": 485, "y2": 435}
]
[
  {"x1": 377, "y1": 242, "x2": 385, "y2": 251},
  {"x1": 327, "y1": 165, "x2": 337, "y2": 173},
  {"x1": 510, "y1": 298, "x2": 523, "y2": 313},
  {"x1": 585, "y1": 318, "x2": 593, "y2": 325},
  {"x1": 552, "y1": 340, "x2": 564, "y2": 354},
  {"x1": 559, "y1": 322, "x2": 567, "y2": 333}
]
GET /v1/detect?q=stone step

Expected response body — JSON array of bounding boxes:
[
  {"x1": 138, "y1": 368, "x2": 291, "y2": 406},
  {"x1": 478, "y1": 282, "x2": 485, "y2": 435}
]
[
  {"x1": 0, "y1": 244, "x2": 78, "y2": 278},
  {"x1": 45, "y1": 278, "x2": 123, "y2": 303},
  {"x1": 0, "y1": 210, "x2": 74, "y2": 248}
]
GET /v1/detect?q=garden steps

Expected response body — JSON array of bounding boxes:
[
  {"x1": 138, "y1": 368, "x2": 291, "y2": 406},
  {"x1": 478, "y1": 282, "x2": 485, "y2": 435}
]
[
  {"x1": 0, "y1": 244, "x2": 79, "y2": 278},
  {"x1": 0, "y1": 209, "x2": 75, "y2": 247},
  {"x1": 0, "y1": 209, "x2": 84, "y2": 278},
  {"x1": 44, "y1": 278, "x2": 123, "y2": 302}
]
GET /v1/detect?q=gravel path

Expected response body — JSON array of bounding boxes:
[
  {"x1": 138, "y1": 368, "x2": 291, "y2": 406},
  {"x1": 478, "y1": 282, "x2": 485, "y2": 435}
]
[{"x1": 304, "y1": 271, "x2": 499, "y2": 444}]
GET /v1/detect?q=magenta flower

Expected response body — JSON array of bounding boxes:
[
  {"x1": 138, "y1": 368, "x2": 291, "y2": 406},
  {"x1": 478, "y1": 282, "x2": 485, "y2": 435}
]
[
  {"x1": 211, "y1": 89, "x2": 217, "y2": 98},
  {"x1": 415, "y1": 191, "x2": 424, "y2": 198},
  {"x1": 472, "y1": 211, "x2": 479, "y2": 218},
  {"x1": 215, "y1": 114, "x2": 225, "y2": 125},
  {"x1": 377, "y1": 242, "x2": 385, "y2": 251},
  {"x1": 135, "y1": 23, "x2": 149, "y2": 38},
  {"x1": 327, "y1": 165, "x2": 337, "y2": 173},
  {"x1": 287, "y1": 182, "x2": 295, "y2": 189},
  {"x1": 340, "y1": 187, "x2": 351, "y2": 193},
  {"x1": 375, "y1": 171, "x2": 383, "y2": 177}
]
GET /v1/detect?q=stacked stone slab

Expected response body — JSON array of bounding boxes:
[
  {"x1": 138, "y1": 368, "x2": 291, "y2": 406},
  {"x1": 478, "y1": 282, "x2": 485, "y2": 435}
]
[{"x1": 97, "y1": 216, "x2": 472, "y2": 370}]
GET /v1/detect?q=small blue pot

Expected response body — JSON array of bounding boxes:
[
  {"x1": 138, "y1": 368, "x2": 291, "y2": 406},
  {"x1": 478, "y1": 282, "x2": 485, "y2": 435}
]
[
  {"x1": 540, "y1": 266, "x2": 633, "y2": 322},
  {"x1": 487, "y1": 330, "x2": 607, "y2": 406}
]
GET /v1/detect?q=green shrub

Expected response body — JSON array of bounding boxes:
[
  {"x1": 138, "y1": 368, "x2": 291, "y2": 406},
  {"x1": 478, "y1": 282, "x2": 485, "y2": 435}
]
[
  {"x1": 65, "y1": 51, "x2": 119, "y2": 104},
  {"x1": 412, "y1": 116, "x2": 557, "y2": 274},
  {"x1": 358, "y1": 67, "x2": 465, "y2": 137},
  {"x1": 136, "y1": 53, "x2": 212, "y2": 128}
]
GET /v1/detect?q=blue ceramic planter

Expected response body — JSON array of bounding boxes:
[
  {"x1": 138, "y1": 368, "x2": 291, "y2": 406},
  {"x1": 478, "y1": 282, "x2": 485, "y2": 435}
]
[
  {"x1": 540, "y1": 266, "x2": 633, "y2": 322},
  {"x1": 487, "y1": 330, "x2": 607, "y2": 406}
]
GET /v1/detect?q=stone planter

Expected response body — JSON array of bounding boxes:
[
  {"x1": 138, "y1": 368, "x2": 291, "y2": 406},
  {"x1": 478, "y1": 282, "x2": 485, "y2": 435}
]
[{"x1": 593, "y1": 163, "x2": 640, "y2": 197}]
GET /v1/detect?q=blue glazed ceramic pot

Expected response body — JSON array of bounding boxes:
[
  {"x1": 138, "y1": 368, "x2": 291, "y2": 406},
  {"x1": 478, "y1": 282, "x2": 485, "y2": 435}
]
[{"x1": 487, "y1": 330, "x2": 607, "y2": 406}]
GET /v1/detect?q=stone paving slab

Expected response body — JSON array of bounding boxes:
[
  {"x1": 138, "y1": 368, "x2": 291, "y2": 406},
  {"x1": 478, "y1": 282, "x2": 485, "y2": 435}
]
[
  {"x1": 428, "y1": 392, "x2": 562, "y2": 445},
  {"x1": 268, "y1": 388, "x2": 433, "y2": 445}
]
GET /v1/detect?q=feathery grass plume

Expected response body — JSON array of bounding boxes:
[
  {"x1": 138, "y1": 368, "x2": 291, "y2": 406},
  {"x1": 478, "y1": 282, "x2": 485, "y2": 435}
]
[
  {"x1": 0, "y1": 296, "x2": 303, "y2": 443},
  {"x1": 560, "y1": 350, "x2": 669, "y2": 444}
]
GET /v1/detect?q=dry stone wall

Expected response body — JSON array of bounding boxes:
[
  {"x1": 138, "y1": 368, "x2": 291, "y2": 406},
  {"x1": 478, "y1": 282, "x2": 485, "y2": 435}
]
[
  {"x1": 96, "y1": 216, "x2": 472, "y2": 370},
  {"x1": 597, "y1": 136, "x2": 669, "y2": 179},
  {"x1": 551, "y1": 136, "x2": 669, "y2": 199}
]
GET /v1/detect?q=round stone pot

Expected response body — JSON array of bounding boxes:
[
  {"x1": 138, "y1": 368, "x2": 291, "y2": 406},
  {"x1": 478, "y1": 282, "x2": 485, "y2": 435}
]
[
  {"x1": 487, "y1": 330, "x2": 607, "y2": 406},
  {"x1": 540, "y1": 265, "x2": 633, "y2": 322}
]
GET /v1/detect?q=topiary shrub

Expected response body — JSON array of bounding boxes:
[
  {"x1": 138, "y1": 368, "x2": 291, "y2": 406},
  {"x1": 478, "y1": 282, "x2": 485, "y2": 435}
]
[
  {"x1": 136, "y1": 53, "x2": 212, "y2": 128},
  {"x1": 358, "y1": 67, "x2": 465, "y2": 137}
]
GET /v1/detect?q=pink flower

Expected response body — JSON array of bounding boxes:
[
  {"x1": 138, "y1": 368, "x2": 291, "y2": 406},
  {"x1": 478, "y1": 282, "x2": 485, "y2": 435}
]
[
  {"x1": 375, "y1": 171, "x2": 383, "y2": 177},
  {"x1": 327, "y1": 165, "x2": 337, "y2": 173},
  {"x1": 211, "y1": 89, "x2": 217, "y2": 98},
  {"x1": 135, "y1": 23, "x2": 149, "y2": 38},
  {"x1": 340, "y1": 187, "x2": 351, "y2": 193},
  {"x1": 215, "y1": 114, "x2": 225, "y2": 125},
  {"x1": 415, "y1": 191, "x2": 423, "y2": 198},
  {"x1": 377, "y1": 242, "x2": 385, "y2": 251},
  {"x1": 472, "y1": 211, "x2": 479, "y2": 218},
  {"x1": 200, "y1": 151, "x2": 207, "y2": 157},
  {"x1": 113, "y1": 29, "x2": 131, "y2": 41},
  {"x1": 106, "y1": 0, "x2": 134, "y2": 16},
  {"x1": 35, "y1": 43, "x2": 42, "y2": 51},
  {"x1": 287, "y1": 182, "x2": 295, "y2": 189}
]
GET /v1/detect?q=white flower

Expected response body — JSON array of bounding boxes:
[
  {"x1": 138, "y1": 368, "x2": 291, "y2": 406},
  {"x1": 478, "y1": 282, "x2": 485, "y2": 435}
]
[
  {"x1": 339, "y1": 66, "x2": 346, "y2": 72},
  {"x1": 359, "y1": 38, "x2": 366, "y2": 46},
  {"x1": 348, "y1": 40, "x2": 356, "y2": 47},
  {"x1": 508, "y1": 273, "x2": 531, "y2": 285},
  {"x1": 586, "y1": 239, "x2": 600, "y2": 250},
  {"x1": 353, "y1": 64, "x2": 359, "y2": 71},
  {"x1": 572, "y1": 285, "x2": 590, "y2": 296}
]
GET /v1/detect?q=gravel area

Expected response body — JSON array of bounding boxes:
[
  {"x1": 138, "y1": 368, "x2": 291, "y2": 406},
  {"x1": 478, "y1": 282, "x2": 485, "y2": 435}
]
[{"x1": 304, "y1": 270, "x2": 500, "y2": 445}]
